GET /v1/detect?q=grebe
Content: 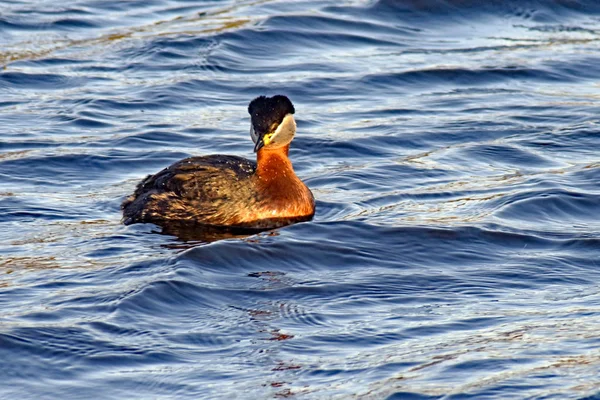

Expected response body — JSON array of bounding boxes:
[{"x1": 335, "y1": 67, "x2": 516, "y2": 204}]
[{"x1": 122, "y1": 95, "x2": 315, "y2": 230}]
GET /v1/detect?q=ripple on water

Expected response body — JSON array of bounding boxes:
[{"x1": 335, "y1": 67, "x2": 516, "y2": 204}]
[{"x1": 0, "y1": 71, "x2": 86, "y2": 90}]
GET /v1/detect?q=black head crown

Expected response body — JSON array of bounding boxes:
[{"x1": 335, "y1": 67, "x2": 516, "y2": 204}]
[{"x1": 248, "y1": 95, "x2": 295, "y2": 135}]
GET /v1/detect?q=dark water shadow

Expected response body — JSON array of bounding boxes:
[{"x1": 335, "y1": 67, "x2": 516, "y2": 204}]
[{"x1": 155, "y1": 220, "x2": 288, "y2": 247}]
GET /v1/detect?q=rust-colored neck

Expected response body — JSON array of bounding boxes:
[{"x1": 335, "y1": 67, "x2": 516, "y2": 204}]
[
  {"x1": 254, "y1": 144, "x2": 315, "y2": 221},
  {"x1": 256, "y1": 145, "x2": 294, "y2": 182}
]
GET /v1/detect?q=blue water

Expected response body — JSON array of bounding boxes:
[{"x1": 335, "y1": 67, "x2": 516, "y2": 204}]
[{"x1": 2, "y1": 0, "x2": 600, "y2": 398}]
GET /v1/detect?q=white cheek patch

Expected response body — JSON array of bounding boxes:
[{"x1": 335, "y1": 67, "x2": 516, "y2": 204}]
[{"x1": 271, "y1": 114, "x2": 296, "y2": 146}]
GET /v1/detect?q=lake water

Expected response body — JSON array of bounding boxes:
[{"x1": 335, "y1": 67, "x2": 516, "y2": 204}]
[{"x1": 1, "y1": 0, "x2": 600, "y2": 398}]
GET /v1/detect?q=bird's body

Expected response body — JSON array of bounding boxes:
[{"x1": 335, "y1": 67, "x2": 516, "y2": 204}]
[{"x1": 122, "y1": 95, "x2": 315, "y2": 230}]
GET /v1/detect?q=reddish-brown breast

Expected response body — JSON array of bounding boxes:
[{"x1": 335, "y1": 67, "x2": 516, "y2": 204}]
[{"x1": 251, "y1": 145, "x2": 315, "y2": 223}]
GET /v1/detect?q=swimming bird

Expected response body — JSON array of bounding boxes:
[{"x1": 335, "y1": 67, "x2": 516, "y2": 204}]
[{"x1": 122, "y1": 95, "x2": 315, "y2": 231}]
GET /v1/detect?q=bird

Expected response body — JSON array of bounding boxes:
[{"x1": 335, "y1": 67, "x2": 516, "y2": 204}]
[{"x1": 121, "y1": 95, "x2": 315, "y2": 232}]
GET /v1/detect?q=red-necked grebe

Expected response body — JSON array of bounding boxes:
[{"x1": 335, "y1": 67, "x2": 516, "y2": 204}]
[{"x1": 122, "y1": 95, "x2": 315, "y2": 230}]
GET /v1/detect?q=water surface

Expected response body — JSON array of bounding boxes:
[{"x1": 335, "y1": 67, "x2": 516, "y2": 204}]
[{"x1": 1, "y1": 0, "x2": 600, "y2": 398}]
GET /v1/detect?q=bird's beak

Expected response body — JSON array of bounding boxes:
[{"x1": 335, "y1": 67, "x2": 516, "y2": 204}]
[
  {"x1": 254, "y1": 137, "x2": 265, "y2": 153},
  {"x1": 253, "y1": 129, "x2": 271, "y2": 153}
]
